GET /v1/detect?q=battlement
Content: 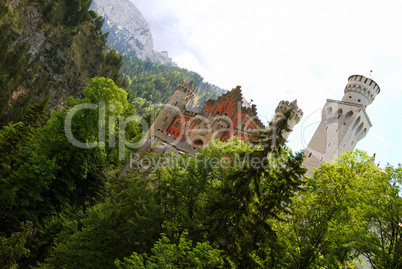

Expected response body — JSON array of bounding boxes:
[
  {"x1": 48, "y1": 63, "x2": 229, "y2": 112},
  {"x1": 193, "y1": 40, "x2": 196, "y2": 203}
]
[
  {"x1": 343, "y1": 75, "x2": 380, "y2": 106},
  {"x1": 176, "y1": 81, "x2": 197, "y2": 97},
  {"x1": 275, "y1": 100, "x2": 304, "y2": 123}
]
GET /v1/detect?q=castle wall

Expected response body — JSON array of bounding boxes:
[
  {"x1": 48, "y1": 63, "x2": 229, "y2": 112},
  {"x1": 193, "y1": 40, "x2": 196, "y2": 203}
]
[{"x1": 162, "y1": 86, "x2": 267, "y2": 148}]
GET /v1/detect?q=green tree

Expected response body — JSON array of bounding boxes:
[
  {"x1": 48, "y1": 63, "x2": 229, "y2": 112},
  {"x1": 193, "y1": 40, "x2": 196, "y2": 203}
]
[
  {"x1": 0, "y1": 77, "x2": 140, "y2": 242},
  {"x1": 39, "y1": 175, "x2": 163, "y2": 269},
  {"x1": 37, "y1": 106, "x2": 304, "y2": 268},
  {"x1": 115, "y1": 234, "x2": 224, "y2": 269},
  {"x1": 0, "y1": 222, "x2": 33, "y2": 269},
  {"x1": 354, "y1": 164, "x2": 402, "y2": 269},
  {"x1": 200, "y1": 112, "x2": 305, "y2": 268},
  {"x1": 273, "y1": 150, "x2": 399, "y2": 269}
]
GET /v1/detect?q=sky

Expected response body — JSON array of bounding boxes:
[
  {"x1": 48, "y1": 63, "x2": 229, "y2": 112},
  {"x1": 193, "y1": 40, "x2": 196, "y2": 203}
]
[{"x1": 130, "y1": 0, "x2": 402, "y2": 167}]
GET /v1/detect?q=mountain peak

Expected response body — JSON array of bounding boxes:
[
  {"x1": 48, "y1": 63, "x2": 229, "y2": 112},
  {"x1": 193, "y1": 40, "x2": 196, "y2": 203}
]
[{"x1": 91, "y1": 0, "x2": 176, "y2": 66}]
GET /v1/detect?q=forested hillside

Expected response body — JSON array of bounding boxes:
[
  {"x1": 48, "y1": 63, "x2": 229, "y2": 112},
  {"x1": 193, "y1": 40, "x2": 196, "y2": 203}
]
[{"x1": 121, "y1": 55, "x2": 226, "y2": 115}]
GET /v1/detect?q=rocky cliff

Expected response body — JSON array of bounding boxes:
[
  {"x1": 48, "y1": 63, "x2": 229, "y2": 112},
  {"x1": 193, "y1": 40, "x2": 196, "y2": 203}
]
[
  {"x1": 0, "y1": 0, "x2": 124, "y2": 126},
  {"x1": 91, "y1": 0, "x2": 176, "y2": 67}
]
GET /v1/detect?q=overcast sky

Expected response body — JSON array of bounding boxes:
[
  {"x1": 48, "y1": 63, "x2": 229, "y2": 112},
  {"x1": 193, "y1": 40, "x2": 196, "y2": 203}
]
[{"x1": 130, "y1": 0, "x2": 402, "y2": 167}]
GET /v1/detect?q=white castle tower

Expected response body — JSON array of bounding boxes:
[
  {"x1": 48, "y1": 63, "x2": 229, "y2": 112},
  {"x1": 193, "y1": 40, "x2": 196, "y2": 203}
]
[{"x1": 303, "y1": 75, "x2": 380, "y2": 176}]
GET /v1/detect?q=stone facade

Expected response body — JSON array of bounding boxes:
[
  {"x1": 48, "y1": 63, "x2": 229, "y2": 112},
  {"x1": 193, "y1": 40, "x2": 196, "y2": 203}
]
[{"x1": 303, "y1": 75, "x2": 380, "y2": 176}]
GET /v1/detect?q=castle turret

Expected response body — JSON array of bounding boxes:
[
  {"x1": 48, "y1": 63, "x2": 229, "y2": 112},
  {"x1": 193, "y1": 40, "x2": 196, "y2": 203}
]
[
  {"x1": 144, "y1": 81, "x2": 197, "y2": 140},
  {"x1": 341, "y1": 75, "x2": 380, "y2": 107},
  {"x1": 268, "y1": 99, "x2": 303, "y2": 141},
  {"x1": 303, "y1": 75, "x2": 380, "y2": 176}
]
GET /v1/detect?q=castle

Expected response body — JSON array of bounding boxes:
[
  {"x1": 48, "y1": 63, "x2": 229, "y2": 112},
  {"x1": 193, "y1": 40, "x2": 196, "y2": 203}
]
[{"x1": 124, "y1": 74, "x2": 379, "y2": 175}]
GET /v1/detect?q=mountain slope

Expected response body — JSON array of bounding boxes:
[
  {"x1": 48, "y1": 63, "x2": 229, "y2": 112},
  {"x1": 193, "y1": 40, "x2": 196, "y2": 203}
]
[
  {"x1": 91, "y1": 0, "x2": 176, "y2": 66},
  {"x1": 121, "y1": 55, "x2": 226, "y2": 114},
  {"x1": 0, "y1": 0, "x2": 123, "y2": 126}
]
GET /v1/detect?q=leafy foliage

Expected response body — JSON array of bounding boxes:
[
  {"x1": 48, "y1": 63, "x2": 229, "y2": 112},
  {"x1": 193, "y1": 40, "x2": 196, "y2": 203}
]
[
  {"x1": 115, "y1": 234, "x2": 224, "y2": 269},
  {"x1": 0, "y1": 222, "x2": 33, "y2": 269},
  {"x1": 39, "y1": 108, "x2": 307, "y2": 268},
  {"x1": 0, "y1": 78, "x2": 140, "y2": 237},
  {"x1": 274, "y1": 151, "x2": 402, "y2": 269},
  {"x1": 355, "y1": 164, "x2": 402, "y2": 269}
]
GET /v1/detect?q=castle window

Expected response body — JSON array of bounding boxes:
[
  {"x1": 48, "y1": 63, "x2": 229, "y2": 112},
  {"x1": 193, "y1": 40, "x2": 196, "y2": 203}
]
[
  {"x1": 164, "y1": 117, "x2": 168, "y2": 122},
  {"x1": 225, "y1": 102, "x2": 229, "y2": 107},
  {"x1": 358, "y1": 99, "x2": 361, "y2": 102},
  {"x1": 328, "y1": 143, "x2": 331, "y2": 147},
  {"x1": 343, "y1": 110, "x2": 353, "y2": 126},
  {"x1": 308, "y1": 153, "x2": 312, "y2": 158},
  {"x1": 174, "y1": 101, "x2": 178, "y2": 106},
  {"x1": 234, "y1": 118, "x2": 238, "y2": 124},
  {"x1": 325, "y1": 126, "x2": 329, "y2": 131},
  {"x1": 349, "y1": 96, "x2": 352, "y2": 99},
  {"x1": 337, "y1": 115, "x2": 341, "y2": 119},
  {"x1": 335, "y1": 129, "x2": 338, "y2": 133},
  {"x1": 224, "y1": 113, "x2": 228, "y2": 116},
  {"x1": 182, "y1": 124, "x2": 188, "y2": 131},
  {"x1": 173, "y1": 121, "x2": 181, "y2": 128},
  {"x1": 320, "y1": 157, "x2": 324, "y2": 161},
  {"x1": 222, "y1": 137, "x2": 227, "y2": 142}
]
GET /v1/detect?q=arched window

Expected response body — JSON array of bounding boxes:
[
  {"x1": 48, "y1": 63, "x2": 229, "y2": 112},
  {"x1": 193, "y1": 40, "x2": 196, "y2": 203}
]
[
  {"x1": 334, "y1": 109, "x2": 343, "y2": 120},
  {"x1": 342, "y1": 111, "x2": 353, "y2": 126},
  {"x1": 323, "y1": 106, "x2": 333, "y2": 120},
  {"x1": 352, "y1": 116, "x2": 361, "y2": 130},
  {"x1": 357, "y1": 128, "x2": 367, "y2": 141},
  {"x1": 173, "y1": 120, "x2": 181, "y2": 128},
  {"x1": 355, "y1": 122, "x2": 364, "y2": 135},
  {"x1": 193, "y1": 139, "x2": 204, "y2": 149}
]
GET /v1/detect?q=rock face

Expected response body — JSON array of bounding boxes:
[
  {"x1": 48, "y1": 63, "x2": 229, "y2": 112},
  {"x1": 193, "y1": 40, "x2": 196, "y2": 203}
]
[
  {"x1": 91, "y1": 0, "x2": 176, "y2": 66},
  {"x1": 0, "y1": 0, "x2": 117, "y2": 125}
]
